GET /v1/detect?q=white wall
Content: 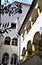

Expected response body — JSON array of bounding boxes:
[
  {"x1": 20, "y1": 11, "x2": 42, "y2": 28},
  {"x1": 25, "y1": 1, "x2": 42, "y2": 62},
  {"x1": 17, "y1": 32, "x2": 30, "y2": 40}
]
[
  {"x1": 0, "y1": 45, "x2": 18, "y2": 63},
  {"x1": 20, "y1": 12, "x2": 42, "y2": 56},
  {"x1": 18, "y1": 35, "x2": 21, "y2": 60},
  {"x1": 1, "y1": 4, "x2": 30, "y2": 34},
  {"x1": 1, "y1": 3, "x2": 30, "y2": 39},
  {"x1": 0, "y1": 45, "x2": 18, "y2": 54},
  {"x1": 0, "y1": 3, "x2": 30, "y2": 63}
]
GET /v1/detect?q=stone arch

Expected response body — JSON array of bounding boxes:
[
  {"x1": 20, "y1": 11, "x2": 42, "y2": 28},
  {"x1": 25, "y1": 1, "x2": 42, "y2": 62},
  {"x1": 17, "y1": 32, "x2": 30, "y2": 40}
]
[
  {"x1": 33, "y1": 31, "x2": 41, "y2": 51},
  {"x1": 2, "y1": 53, "x2": 9, "y2": 65},
  {"x1": 10, "y1": 54, "x2": 18, "y2": 65},
  {"x1": 22, "y1": 47, "x2": 26, "y2": 56},
  {"x1": 4, "y1": 36, "x2": 11, "y2": 45},
  {"x1": 12, "y1": 37, "x2": 18, "y2": 46},
  {"x1": 38, "y1": 34, "x2": 42, "y2": 57},
  {"x1": 27, "y1": 40, "x2": 32, "y2": 54},
  {"x1": 33, "y1": 31, "x2": 40, "y2": 43}
]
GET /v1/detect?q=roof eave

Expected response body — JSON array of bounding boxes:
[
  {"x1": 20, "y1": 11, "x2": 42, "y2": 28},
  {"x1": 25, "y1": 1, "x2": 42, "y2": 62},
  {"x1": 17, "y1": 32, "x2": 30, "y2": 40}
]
[
  {"x1": 18, "y1": 0, "x2": 38, "y2": 35},
  {"x1": 12, "y1": 1, "x2": 30, "y2": 6}
]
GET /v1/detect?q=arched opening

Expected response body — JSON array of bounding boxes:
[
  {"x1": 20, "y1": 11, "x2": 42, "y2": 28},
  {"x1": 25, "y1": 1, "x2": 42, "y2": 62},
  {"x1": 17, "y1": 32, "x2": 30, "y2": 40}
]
[
  {"x1": 20, "y1": 47, "x2": 26, "y2": 61},
  {"x1": 4, "y1": 36, "x2": 11, "y2": 45},
  {"x1": 10, "y1": 54, "x2": 18, "y2": 65},
  {"x1": 33, "y1": 32, "x2": 42, "y2": 57},
  {"x1": 27, "y1": 40, "x2": 32, "y2": 54},
  {"x1": 12, "y1": 38, "x2": 18, "y2": 46},
  {"x1": 39, "y1": 34, "x2": 42, "y2": 57},
  {"x1": 2, "y1": 53, "x2": 9, "y2": 65},
  {"x1": 33, "y1": 31, "x2": 41, "y2": 51},
  {"x1": 22, "y1": 47, "x2": 26, "y2": 56}
]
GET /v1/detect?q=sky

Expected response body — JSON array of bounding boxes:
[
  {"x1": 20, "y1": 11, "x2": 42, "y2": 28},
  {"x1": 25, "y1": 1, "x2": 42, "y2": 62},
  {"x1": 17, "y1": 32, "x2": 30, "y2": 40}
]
[{"x1": 1, "y1": 0, "x2": 33, "y2": 5}]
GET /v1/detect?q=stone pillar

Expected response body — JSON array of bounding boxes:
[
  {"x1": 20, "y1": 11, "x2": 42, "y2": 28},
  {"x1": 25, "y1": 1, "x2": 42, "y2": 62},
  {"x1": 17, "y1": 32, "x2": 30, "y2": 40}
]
[
  {"x1": 37, "y1": 7, "x2": 40, "y2": 16},
  {"x1": 31, "y1": 21, "x2": 33, "y2": 27},
  {"x1": 10, "y1": 39, "x2": 12, "y2": 45},
  {"x1": 8, "y1": 54, "x2": 11, "y2": 65}
]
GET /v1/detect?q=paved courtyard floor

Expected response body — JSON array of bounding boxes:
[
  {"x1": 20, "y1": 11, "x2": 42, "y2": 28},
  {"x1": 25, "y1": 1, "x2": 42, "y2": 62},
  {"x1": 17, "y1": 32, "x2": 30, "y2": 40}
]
[{"x1": 21, "y1": 54, "x2": 42, "y2": 65}]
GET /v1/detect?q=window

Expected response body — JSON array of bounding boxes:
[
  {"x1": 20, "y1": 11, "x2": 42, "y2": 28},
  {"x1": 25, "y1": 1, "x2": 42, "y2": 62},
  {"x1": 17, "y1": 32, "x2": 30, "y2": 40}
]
[
  {"x1": 4, "y1": 36, "x2": 11, "y2": 45},
  {"x1": 11, "y1": 23, "x2": 16, "y2": 28},
  {"x1": 10, "y1": 54, "x2": 18, "y2": 65},
  {"x1": 2, "y1": 53, "x2": 9, "y2": 65},
  {"x1": 12, "y1": 38, "x2": 18, "y2": 46}
]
